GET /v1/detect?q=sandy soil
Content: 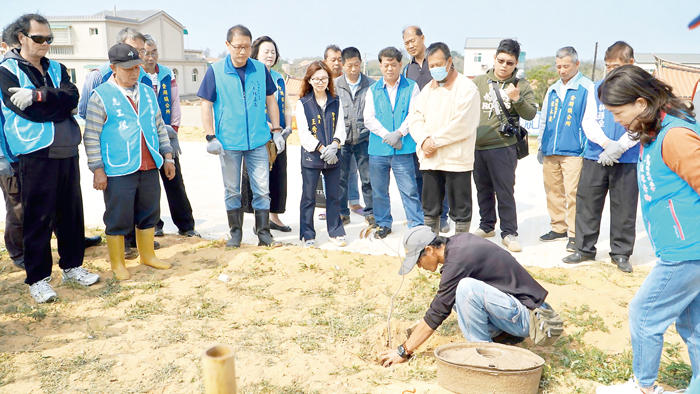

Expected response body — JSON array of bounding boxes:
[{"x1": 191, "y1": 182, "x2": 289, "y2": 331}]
[{"x1": 0, "y1": 232, "x2": 691, "y2": 394}]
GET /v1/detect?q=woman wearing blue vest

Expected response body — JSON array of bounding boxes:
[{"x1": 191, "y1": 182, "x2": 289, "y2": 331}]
[
  {"x1": 596, "y1": 65, "x2": 699, "y2": 394},
  {"x1": 240, "y1": 36, "x2": 293, "y2": 232},
  {"x1": 296, "y1": 61, "x2": 347, "y2": 248}
]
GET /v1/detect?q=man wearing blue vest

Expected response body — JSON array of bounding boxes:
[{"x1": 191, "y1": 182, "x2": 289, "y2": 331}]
[
  {"x1": 562, "y1": 42, "x2": 638, "y2": 273},
  {"x1": 537, "y1": 47, "x2": 593, "y2": 253},
  {"x1": 84, "y1": 43, "x2": 175, "y2": 281},
  {"x1": 364, "y1": 47, "x2": 423, "y2": 239},
  {"x1": 0, "y1": 14, "x2": 100, "y2": 303},
  {"x1": 198, "y1": 24, "x2": 284, "y2": 248},
  {"x1": 141, "y1": 34, "x2": 199, "y2": 238}
]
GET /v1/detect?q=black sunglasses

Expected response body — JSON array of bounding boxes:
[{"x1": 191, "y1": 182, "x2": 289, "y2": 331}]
[{"x1": 24, "y1": 34, "x2": 54, "y2": 44}]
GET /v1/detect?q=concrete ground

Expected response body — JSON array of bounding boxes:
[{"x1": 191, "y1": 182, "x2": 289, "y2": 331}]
[{"x1": 33, "y1": 140, "x2": 655, "y2": 271}]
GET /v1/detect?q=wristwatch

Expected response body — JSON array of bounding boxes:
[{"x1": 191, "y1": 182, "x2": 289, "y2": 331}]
[
  {"x1": 206, "y1": 135, "x2": 216, "y2": 142},
  {"x1": 397, "y1": 343, "x2": 413, "y2": 359}
]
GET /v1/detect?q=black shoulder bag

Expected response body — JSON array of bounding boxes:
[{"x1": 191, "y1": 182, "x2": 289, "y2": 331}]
[{"x1": 491, "y1": 81, "x2": 530, "y2": 160}]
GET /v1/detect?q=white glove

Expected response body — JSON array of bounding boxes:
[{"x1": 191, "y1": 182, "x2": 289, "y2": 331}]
[
  {"x1": 537, "y1": 149, "x2": 544, "y2": 165},
  {"x1": 206, "y1": 138, "x2": 224, "y2": 156},
  {"x1": 8, "y1": 87, "x2": 33, "y2": 111},
  {"x1": 321, "y1": 143, "x2": 338, "y2": 164},
  {"x1": 603, "y1": 140, "x2": 626, "y2": 161},
  {"x1": 281, "y1": 126, "x2": 292, "y2": 141},
  {"x1": 0, "y1": 157, "x2": 13, "y2": 177},
  {"x1": 597, "y1": 151, "x2": 618, "y2": 166},
  {"x1": 382, "y1": 131, "x2": 403, "y2": 150},
  {"x1": 272, "y1": 131, "x2": 285, "y2": 154}
]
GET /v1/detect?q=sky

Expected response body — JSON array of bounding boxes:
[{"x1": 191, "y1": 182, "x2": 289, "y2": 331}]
[{"x1": 1, "y1": 0, "x2": 699, "y2": 62}]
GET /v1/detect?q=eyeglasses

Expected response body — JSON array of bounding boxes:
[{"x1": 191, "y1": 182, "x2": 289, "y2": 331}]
[
  {"x1": 230, "y1": 45, "x2": 251, "y2": 52},
  {"x1": 310, "y1": 77, "x2": 329, "y2": 84},
  {"x1": 137, "y1": 49, "x2": 147, "y2": 56},
  {"x1": 144, "y1": 50, "x2": 158, "y2": 58},
  {"x1": 24, "y1": 34, "x2": 53, "y2": 44},
  {"x1": 496, "y1": 58, "x2": 516, "y2": 67}
]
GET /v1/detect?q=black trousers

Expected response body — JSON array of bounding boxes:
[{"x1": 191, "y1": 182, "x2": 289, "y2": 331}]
[
  {"x1": 19, "y1": 155, "x2": 84, "y2": 285},
  {"x1": 422, "y1": 170, "x2": 472, "y2": 223},
  {"x1": 412, "y1": 153, "x2": 423, "y2": 195},
  {"x1": 473, "y1": 145, "x2": 518, "y2": 238},
  {"x1": 300, "y1": 165, "x2": 344, "y2": 241},
  {"x1": 103, "y1": 170, "x2": 160, "y2": 236},
  {"x1": 0, "y1": 174, "x2": 23, "y2": 262},
  {"x1": 156, "y1": 157, "x2": 195, "y2": 232},
  {"x1": 575, "y1": 159, "x2": 638, "y2": 258},
  {"x1": 241, "y1": 149, "x2": 287, "y2": 214}
]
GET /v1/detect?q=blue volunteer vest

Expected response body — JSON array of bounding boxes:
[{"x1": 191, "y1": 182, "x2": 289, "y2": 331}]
[
  {"x1": 368, "y1": 76, "x2": 417, "y2": 157},
  {"x1": 0, "y1": 58, "x2": 62, "y2": 155},
  {"x1": 97, "y1": 61, "x2": 147, "y2": 84},
  {"x1": 541, "y1": 78, "x2": 590, "y2": 157},
  {"x1": 639, "y1": 113, "x2": 700, "y2": 261},
  {"x1": 92, "y1": 81, "x2": 163, "y2": 177},
  {"x1": 211, "y1": 56, "x2": 269, "y2": 151},
  {"x1": 584, "y1": 80, "x2": 640, "y2": 163},
  {"x1": 300, "y1": 93, "x2": 340, "y2": 169},
  {"x1": 140, "y1": 64, "x2": 173, "y2": 125},
  {"x1": 269, "y1": 69, "x2": 286, "y2": 129}
]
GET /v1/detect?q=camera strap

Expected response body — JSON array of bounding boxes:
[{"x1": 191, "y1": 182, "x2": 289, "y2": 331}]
[{"x1": 490, "y1": 80, "x2": 518, "y2": 128}]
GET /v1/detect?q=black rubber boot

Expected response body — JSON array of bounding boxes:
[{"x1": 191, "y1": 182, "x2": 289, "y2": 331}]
[
  {"x1": 226, "y1": 208, "x2": 244, "y2": 248},
  {"x1": 455, "y1": 221, "x2": 471, "y2": 234},
  {"x1": 255, "y1": 210, "x2": 280, "y2": 247},
  {"x1": 424, "y1": 216, "x2": 440, "y2": 234}
]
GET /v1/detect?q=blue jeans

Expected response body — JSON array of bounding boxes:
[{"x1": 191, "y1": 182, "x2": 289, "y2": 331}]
[
  {"x1": 453, "y1": 278, "x2": 530, "y2": 342},
  {"x1": 339, "y1": 141, "x2": 372, "y2": 217},
  {"x1": 369, "y1": 154, "x2": 424, "y2": 228},
  {"x1": 348, "y1": 156, "x2": 360, "y2": 206},
  {"x1": 629, "y1": 258, "x2": 700, "y2": 387},
  {"x1": 220, "y1": 145, "x2": 270, "y2": 211}
]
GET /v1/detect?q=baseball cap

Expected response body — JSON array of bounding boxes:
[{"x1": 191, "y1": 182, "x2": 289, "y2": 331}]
[
  {"x1": 108, "y1": 43, "x2": 144, "y2": 69},
  {"x1": 399, "y1": 225, "x2": 437, "y2": 275}
]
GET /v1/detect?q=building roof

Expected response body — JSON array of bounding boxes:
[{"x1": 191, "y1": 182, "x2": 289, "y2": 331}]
[
  {"x1": 47, "y1": 10, "x2": 184, "y2": 28},
  {"x1": 636, "y1": 53, "x2": 700, "y2": 65},
  {"x1": 654, "y1": 56, "x2": 700, "y2": 99},
  {"x1": 464, "y1": 38, "x2": 516, "y2": 49}
]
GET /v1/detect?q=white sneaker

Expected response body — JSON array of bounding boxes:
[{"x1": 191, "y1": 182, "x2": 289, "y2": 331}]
[
  {"x1": 473, "y1": 228, "x2": 495, "y2": 238},
  {"x1": 62, "y1": 267, "x2": 100, "y2": 286},
  {"x1": 502, "y1": 235, "x2": 522, "y2": 252},
  {"x1": 29, "y1": 278, "x2": 58, "y2": 303},
  {"x1": 596, "y1": 379, "x2": 664, "y2": 394},
  {"x1": 303, "y1": 239, "x2": 316, "y2": 248},
  {"x1": 331, "y1": 236, "x2": 346, "y2": 247}
]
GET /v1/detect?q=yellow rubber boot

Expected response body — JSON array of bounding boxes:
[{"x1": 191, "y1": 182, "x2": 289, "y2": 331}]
[
  {"x1": 106, "y1": 235, "x2": 130, "y2": 280},
  {"x1": 135, "y1": 228, "x2": 171, "y2": 270}
]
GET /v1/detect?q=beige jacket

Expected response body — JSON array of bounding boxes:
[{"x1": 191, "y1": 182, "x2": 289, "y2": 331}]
[{"x1": 408, "y1": 69, "x2": 481, "y2": 172}]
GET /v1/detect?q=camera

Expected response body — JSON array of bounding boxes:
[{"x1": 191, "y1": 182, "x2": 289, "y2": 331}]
[{"x1": 499, "y1": 123, "x2": 519, "y2": 137}]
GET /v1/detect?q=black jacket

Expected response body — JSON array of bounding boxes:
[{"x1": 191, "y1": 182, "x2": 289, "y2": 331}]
[{"x1": 0, "y1": 49, "x2": 81, "y2": 158}]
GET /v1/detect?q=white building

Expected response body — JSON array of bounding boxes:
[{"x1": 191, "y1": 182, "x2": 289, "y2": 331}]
[
  {"x1": 46, "y1": 9, "x2": 207, "y2": 96},
  {"x1": 463, "y1": 38, "x2": 513, "y2": 78},
  {"x1": 634, "y1": 53, "x2": 700, "y2": 74}
]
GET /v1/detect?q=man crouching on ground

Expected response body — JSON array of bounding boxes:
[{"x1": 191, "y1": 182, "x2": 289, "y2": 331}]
[
  {"x1": 84, "y1": 43, "x2": 175, "y2": 280},
  {"x1": 380, "y1": 226, "x2": 557, "y2": 366}
]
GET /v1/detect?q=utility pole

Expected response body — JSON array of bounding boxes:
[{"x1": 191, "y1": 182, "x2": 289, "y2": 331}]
[{"x1": 592, "y1": 42, "x2": 599, "y2": 81}]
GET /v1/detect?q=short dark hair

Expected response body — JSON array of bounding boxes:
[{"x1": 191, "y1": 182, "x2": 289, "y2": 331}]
[
  {"x1": 402, "y1": 25, "x2": 423, "y2": 37},
  {"x1": 496, "y1": 39, "x2": 521, "y2": 60},
  {"x1": 426, "y1": 42, "x2": 451, "y2": 61},
  {"x1": 324, "y1": 45, "x2": 341, "y2": 60},
  {"x1": 251, "y1": 36, "x2": 279, "y2": 66},
  {"x1": 14, "y1": 13, "x2": 50, "y2": 40},
  {"x1": 227, "y1": 25, "x2": 252, "y2": 43},
  {"x1": 605, "y1": 41, "x2": 634, "y2": 63},
  {"x1": 2, "y1": 21, "x2": 21, "y2": 47},
  {"x1": 341, "y1": 46, "x2": 361, "y2": 63},
  {"x1": 378, "y1": 46, "x2": 402, "y2": 63},
  {"x1": 418, "y1": 235, "x2": 448, "y2": 261}
]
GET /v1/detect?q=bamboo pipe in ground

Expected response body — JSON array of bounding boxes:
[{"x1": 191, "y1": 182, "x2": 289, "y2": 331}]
[{"x1": 203, "y1": 344, "x2": 237, "y2": 394}]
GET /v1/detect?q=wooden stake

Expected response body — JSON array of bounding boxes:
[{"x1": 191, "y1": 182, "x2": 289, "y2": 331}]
[{"x1": 203, "y1": 344, "x2": 237, "y2": 394}]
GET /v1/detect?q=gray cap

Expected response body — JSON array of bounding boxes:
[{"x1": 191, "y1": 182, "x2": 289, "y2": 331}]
[{"x1": 399, "y1": 225, "x2": 437, "y2": 275}]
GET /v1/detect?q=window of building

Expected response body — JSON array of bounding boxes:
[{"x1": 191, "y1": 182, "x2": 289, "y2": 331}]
[
  {"x1": 67, "y1": 69, "x2": 77, "y2": 84},
  {"x1": 89, "y1": 28, "x2": 99, "y2": 36},
  {"x1": 192, "y1": 68, "x2": 198, "y2": 82},
  {"x1": 474, "y1": 53, "x2": 482, "y2": 62},
  {"x1": 173, "y1": 68, "x2": 178, "y2": 81},
  {"x1": 51, "y1": 26, "x2": 71, "y2": 45}
]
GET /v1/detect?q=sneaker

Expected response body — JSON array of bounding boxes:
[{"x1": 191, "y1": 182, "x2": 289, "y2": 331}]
[
  {"x1": 566, "y1": 237, "x2": 575, "y2": 252},
  {"x1": 29, "y1": 278, "x2": 58, "y2": 303},
  {"x1": 331, "y1": 236, "x2": 346, "y2": 247},
  {"x1": 539, "y1": 231, "x2": 568, "y2": 242},
  {"x1": 365, "y1": 215, "x2": 376, "y2": 226},
  {"x1": 502, "y1": 235, "x2": 522, "y2": 252},
  {"x1": 440, "y1": 218, "x2": 450, "y2": 233},
  {"x1": 473, "y1": 228, "x2": 495, "y2": 238},
  {"x1": 596, "y1": 378, "x2": 664, "y2": 394},
  {"x1": 303, "y1": 239, "x2": 315, "y2": 248},
  {"x1": 341, "y1": 215, "x2": 351, "y2": 226},
  {"x1": 62, "y1": 267, "x2": 100, "y2": 286},
  {"x1": 178, "y1": 229, "x2": 202, "y2": 237},
  {"x1": 374, "y1": 226, "x2": 392, "y2": 239}
]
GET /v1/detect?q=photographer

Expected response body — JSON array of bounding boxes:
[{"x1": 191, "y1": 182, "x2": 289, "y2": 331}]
[{"x1": 472, "y1": 39, "x2": 537, "y2": 252}]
